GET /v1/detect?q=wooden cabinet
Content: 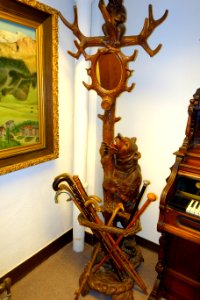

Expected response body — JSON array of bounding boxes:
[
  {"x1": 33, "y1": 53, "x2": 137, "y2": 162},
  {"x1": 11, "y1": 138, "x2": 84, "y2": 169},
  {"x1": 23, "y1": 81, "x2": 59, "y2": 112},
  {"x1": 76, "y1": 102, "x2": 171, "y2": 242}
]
[
  {"x1": 152, "y1": 234, "x2": 200, "y2": 300},
  {"x1": 149, "y1": 89, "x2": 200, "y2": 300}
]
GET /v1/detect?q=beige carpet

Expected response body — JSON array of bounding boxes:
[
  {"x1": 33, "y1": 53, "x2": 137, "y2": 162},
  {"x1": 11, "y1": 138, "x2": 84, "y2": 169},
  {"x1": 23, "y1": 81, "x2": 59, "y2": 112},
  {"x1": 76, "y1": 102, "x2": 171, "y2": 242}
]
[{"x1": 11, "y1": 242, "x2": 158, "y2": 300}]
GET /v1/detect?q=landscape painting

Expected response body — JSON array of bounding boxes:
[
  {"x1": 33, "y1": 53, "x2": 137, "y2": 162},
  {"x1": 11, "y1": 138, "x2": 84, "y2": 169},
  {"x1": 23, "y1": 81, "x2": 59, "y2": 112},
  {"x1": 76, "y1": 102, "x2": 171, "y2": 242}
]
[
  {"x1": 0, "y1": 18, "x2": 41, "y2": 158},
  {"x1": 0, "y1": 0, "x2": 58, "y2": 175}
]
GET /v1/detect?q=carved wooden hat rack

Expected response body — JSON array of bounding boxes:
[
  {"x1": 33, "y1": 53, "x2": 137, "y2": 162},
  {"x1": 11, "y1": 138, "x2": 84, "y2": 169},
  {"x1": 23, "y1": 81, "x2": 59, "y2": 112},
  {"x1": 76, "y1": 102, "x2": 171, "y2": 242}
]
[
  {"x1": 59, "y1": 0, "x2": 168, "y2": 159},
  {"x1": 53, "y1": 1, "x2": 168, "y2": 299}
]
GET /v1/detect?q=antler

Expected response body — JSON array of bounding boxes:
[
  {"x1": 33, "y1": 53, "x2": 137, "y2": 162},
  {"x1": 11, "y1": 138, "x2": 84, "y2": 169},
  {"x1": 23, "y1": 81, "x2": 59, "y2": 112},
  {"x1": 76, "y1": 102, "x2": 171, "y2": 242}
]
[
  {"x1": 59, "y1": 7, "x2": 109, "y2": 59},
  {"x1": 59, "y1": 4, "x2": 168, "y2": 59},
  {"x1": 59, "y1": 7, "x2": 87, "y2": 59},
  {"x1": 121, "y1": 4, "x2": 168, "y2": 56},
  {"x1": 139, "y1": 4, "x2": 168, "y2": 56}
]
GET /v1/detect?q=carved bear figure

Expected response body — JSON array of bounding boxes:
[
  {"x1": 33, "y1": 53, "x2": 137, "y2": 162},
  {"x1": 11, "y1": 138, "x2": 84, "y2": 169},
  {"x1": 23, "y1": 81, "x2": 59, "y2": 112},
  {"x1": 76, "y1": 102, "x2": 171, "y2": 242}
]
[
  {"x1": 101, "y1": 0, "x2": 127, "y2": 44},
  {"x1": 100, "y1": 133, "x2": 142, "y2": 214}
]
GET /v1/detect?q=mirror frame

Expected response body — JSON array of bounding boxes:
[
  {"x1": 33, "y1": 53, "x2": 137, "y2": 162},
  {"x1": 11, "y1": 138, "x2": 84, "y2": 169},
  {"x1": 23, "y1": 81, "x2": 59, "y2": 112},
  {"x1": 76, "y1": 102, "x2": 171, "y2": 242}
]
[{"x1": 83, "y1": 47, "x2": 135, "y2": 110}]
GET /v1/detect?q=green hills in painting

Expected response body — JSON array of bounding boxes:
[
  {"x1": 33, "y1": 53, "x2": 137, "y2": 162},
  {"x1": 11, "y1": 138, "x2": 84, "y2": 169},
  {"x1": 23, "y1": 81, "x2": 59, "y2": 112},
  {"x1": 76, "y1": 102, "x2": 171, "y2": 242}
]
[
  {"x1": 0, "y1": 57, "x2": 37, "y2": 101},
  {"x1": 0, "y1": 30, "x2": 39, "y2": 151}
]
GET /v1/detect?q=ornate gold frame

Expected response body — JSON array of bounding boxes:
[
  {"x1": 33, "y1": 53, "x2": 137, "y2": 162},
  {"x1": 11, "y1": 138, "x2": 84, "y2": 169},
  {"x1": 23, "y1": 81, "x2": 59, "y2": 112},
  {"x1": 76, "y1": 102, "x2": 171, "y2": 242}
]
[{"x1": 0, "y1": 0, "x2": 59, "y2": 175}]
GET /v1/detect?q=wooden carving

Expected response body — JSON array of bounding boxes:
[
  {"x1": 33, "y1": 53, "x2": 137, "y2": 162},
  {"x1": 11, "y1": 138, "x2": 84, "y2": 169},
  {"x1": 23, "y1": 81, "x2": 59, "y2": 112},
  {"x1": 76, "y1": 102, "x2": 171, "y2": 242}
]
[
  {"x1": 100, "y1": 134, "x2": 142, "y2": 216},
  {"x1": 59, "y1": 1, "x2": 168, "y2": 57},
  {"x1": 101, "y1": 0, "x2": 127, "y2": 45},
  {"x1": 59, "y1": 1, "x2": 168, "y2": 205},
  {"x1": 55, "y1": 1, "x2": 168, "y2": 299},
  {"x1": 179, "y1": 88, "x2": 200, "y2": 152}
]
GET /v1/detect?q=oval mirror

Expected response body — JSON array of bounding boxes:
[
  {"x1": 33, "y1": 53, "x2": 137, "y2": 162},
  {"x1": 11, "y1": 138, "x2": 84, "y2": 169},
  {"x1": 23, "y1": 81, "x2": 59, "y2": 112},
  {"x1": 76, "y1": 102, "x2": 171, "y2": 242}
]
[{"x1": 96, "y1": 52, "x2": 122, "y2": 91}]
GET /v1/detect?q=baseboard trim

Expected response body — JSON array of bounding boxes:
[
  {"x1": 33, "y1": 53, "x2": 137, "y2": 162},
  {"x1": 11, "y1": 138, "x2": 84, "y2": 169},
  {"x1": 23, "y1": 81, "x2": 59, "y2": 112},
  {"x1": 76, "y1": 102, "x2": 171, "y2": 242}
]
[
  {"x1": 85, "y1": 231, "x2": 159, "y2": 252},
  {"x1": 135, "y1": 235, "x2": 159, "y2": 252},
  {"x1": 2, "y1": 229, "x2": 158, "y2": 285},
  {"x1": 1, "y1": 229, "x2": 73, "y2": 285}
]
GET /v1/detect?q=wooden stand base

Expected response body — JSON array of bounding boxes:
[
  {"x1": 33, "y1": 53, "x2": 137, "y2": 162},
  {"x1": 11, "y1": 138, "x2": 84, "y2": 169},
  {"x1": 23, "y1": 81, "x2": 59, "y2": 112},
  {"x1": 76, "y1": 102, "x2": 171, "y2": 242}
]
[
  {"x1": 76, "y1": 240, "x2": 145, "y2": 300},
  {"x1": 80, "y1": 270, "x2": 135, "y2": 300}
]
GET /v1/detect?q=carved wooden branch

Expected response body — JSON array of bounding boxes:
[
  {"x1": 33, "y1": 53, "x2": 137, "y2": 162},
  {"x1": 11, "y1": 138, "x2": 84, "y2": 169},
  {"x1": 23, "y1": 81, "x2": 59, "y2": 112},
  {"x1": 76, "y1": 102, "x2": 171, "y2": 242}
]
[
  {"x1": 59, "y1": 4, "x2": 168, "y2": 59},
  {"x1": 137, "y1": 4, "x2": 168, "y2": 56},
  {"x1": 119, "y1": 5, "x2": 168, "y2": 56},
  {"x1": 99, "y1": 0, "x2": 111, "y2": 22},
  {"x1": 59, "y1": 8, "x2": 111, "y2": 59}
]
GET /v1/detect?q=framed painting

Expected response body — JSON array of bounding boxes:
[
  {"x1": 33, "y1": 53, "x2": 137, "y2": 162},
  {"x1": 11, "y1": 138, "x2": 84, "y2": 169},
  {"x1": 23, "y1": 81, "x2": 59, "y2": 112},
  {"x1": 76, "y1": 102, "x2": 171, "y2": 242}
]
[{"x1": 0, "y1": 0, "x2": 59, "y2": 175}]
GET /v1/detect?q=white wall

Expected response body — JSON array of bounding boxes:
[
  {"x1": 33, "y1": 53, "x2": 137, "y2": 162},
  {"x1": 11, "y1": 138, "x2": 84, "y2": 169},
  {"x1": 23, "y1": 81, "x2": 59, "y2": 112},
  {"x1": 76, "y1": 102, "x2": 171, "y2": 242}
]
[
  {"x1": 0, "y1": 0, "x2": 75, "y2": 277},
  {"x1": 1, "y1": 0, "x2": 200, "y2": 278},
  {"x1": 90, "y1": 0, "x2": 200, "y2": 244}
]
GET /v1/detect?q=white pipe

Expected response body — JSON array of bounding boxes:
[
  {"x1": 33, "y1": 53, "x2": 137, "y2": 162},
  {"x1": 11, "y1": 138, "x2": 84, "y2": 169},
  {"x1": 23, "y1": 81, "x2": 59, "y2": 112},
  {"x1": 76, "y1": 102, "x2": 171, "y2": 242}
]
[
  {"x1": 73, "y1": 0, "x2": 94, "y2": 252},
  {"x1": 86, "y1": 0, "x2": 102, "y2": 198}
]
